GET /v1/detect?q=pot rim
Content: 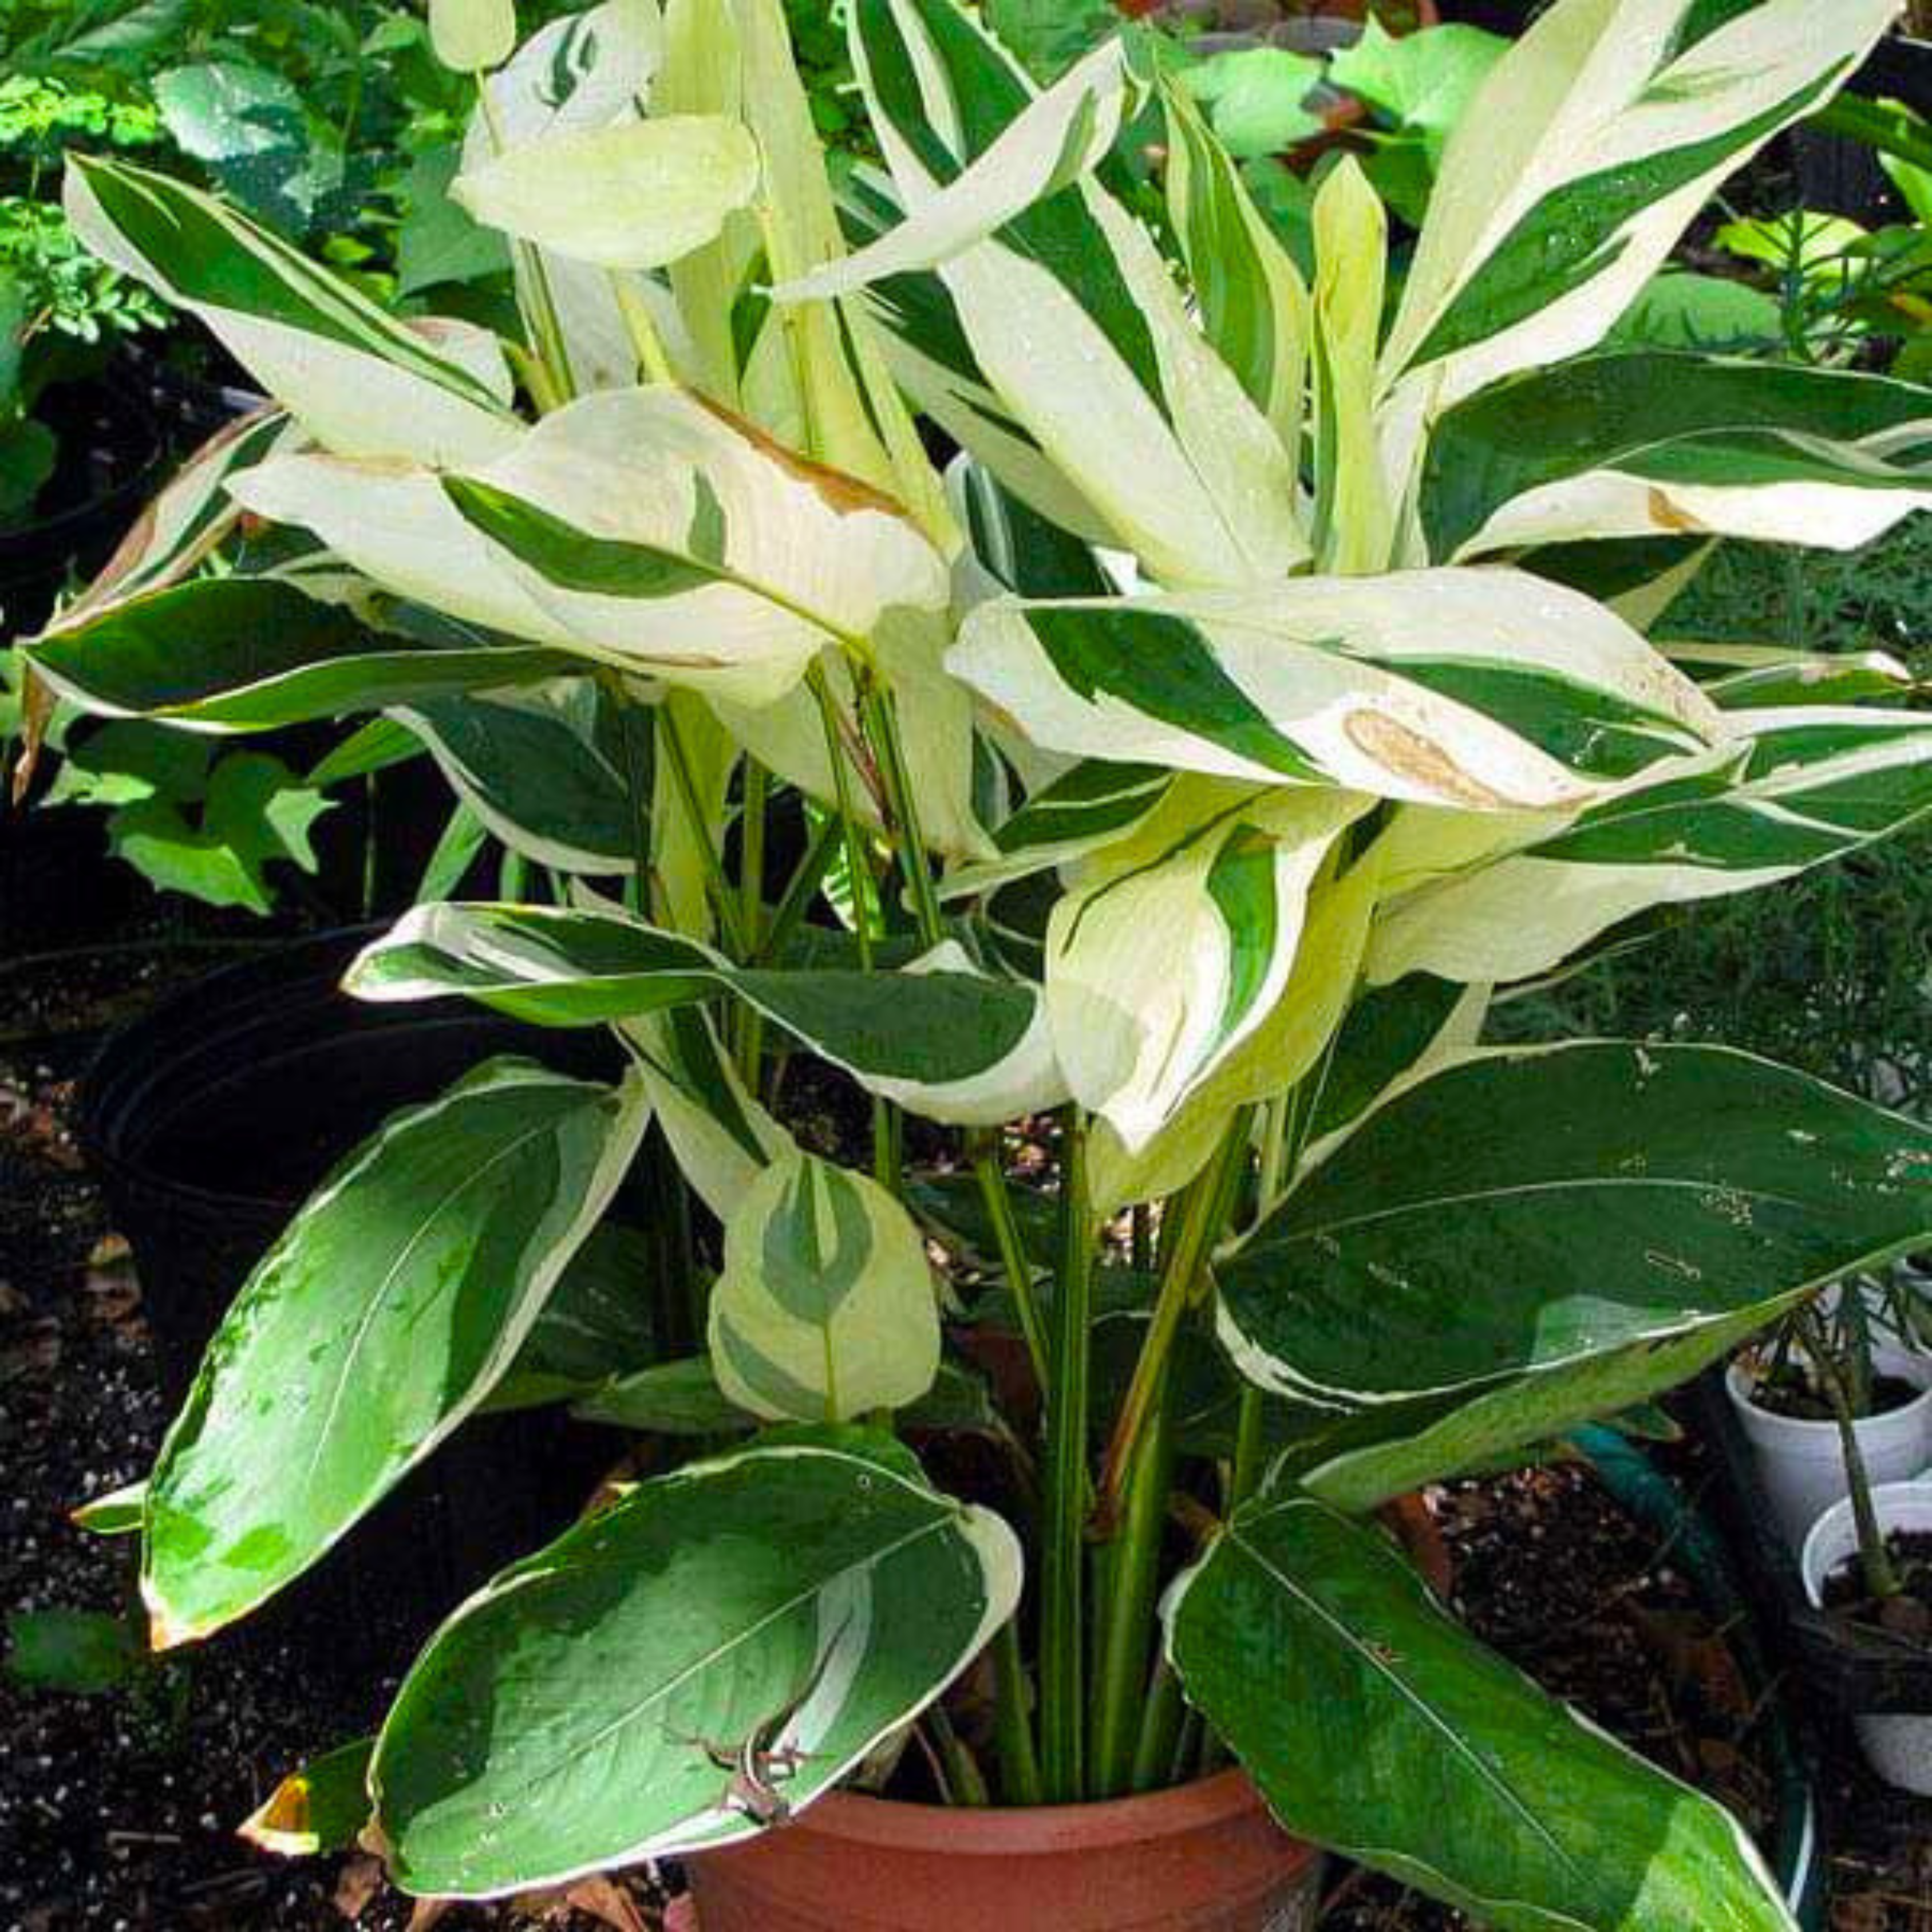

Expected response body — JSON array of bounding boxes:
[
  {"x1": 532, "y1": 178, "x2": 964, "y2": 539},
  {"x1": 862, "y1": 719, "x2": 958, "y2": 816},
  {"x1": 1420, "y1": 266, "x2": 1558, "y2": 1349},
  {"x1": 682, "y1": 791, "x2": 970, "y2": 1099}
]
[
  {"x1": 1726, "y1": 1351, "x2": 1932, "y2": 1436},
  {"x1": 759, "y1": 1768, "x2": 1302, "y2": 1858},
  {"x1": 1800, "y1": 1479, "x2": 1932, "y2": 1605}
]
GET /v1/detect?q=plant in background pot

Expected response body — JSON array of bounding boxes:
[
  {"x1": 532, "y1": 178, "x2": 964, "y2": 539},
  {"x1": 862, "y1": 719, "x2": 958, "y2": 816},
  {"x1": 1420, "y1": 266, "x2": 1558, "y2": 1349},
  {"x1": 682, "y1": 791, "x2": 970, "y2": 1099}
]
[
  {"x1": 1728, "y1": 1274, "x2": 1932, "y2": 1554},
  {"x1": 1802, "y1": 1477, "x2": 1932, "y2": 1796},
  {"x1": 27, "y1": 0, "x2": 1932, "y2": 1927}
]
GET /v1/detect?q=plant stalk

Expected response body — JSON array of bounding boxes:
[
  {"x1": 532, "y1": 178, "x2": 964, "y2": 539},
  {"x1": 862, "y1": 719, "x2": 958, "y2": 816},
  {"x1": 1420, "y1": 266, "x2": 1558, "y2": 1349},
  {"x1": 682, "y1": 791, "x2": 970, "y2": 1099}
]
[
  {"x1": 1799, "y1": 1304, "x2": 1902, "y2": 1601},
  {"x1": 1040, "y1": 1107, "x2": 1094, "y2": 1801},
  {"x1": 991, "y1": 1614, "x2": 1044, "y2": 1807}
]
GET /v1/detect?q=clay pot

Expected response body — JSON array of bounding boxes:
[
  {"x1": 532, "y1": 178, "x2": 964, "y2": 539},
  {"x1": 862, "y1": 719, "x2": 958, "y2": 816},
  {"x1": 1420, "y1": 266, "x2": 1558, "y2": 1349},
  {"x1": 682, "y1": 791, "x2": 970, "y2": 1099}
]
[{"x1": 687, "y1": 1769, "x2": 1322, "y2": 1932}]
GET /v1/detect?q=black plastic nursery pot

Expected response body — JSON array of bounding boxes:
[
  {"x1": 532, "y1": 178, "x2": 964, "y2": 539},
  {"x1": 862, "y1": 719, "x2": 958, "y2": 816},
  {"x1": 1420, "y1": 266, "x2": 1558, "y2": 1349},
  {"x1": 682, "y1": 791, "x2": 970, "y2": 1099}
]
[
  {"x1": 80, "y1": 927, "x2": 627, "y2": 1672},
  {"x1": 0, "y1": 375, "x2": 166, "y2": 643},
  {"x1": 1690, "y1": 1372, "x2": 1932, "y2": 1718}
]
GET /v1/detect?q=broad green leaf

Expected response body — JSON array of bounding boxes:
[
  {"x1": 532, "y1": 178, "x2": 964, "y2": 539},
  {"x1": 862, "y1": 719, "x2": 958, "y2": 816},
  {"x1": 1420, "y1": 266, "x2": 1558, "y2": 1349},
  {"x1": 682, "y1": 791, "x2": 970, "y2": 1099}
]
[
  {"x1": 1420, "y1": 353, "x2": 1932, "y2": 563},
  {"x1": 1217, "y1": 1042, "x2": 1932, "y2": 1511},
  {"x1": 575, "y1": 1354, "x2": 748, "y2": 1434},
  {"x1": 850, "y1": 0, "x2": 1306, "y2": 586},
  {"x1": 346, "y1": 902, "x2": 1064, "y2": 1128},
  {"x1": 456, "y1": 117, "x2": 760, "y2": 270},
  {"x1": 1713, "y1": 210, "x2": 1867, "y2": 280},
  {"x1": 1326, "y1": 20, "x2": 1508, "y2": 165},
  {"x1": 949, "y1": 568, "x2": 1720, "y2": 809},
  {"x1": 153, "y1": 60, "x2": 342, "y2": 234},
  {"x1": 1607, "y1": 270, "x2": 1781, "y2": 353},
  {"x1": 1381, "y1": 0, "x2": 1898, "y2": 425},
  {"x1": 709, "y1": 1151, "x2": 941, "y2": 1421},
  {"x1": 1046, "y1": 784, "x2": 1365, "y2": 1149},
  {"x1": 486, "y1": 1222, "x2": 660, "y2": 1411},
  {"x1": 1368, "y1": 705, "x2": 1932, "y2": 986},
  {"x1": 141, "y1": 1058, "x2": 651, "y2": 1646},
  {"x1": 776, "y1": 38, "x2": 1140, "y2": 301},
  {"x1": 1180, "y1": 49, "x2": 1322, "y2": 160},
  {"x1": 1161, "y1": 79, "x2": 1310, "y2": 464},
  {"x1": 397, "y1": 147, "x2": 511, "y2": 296},
  {"x1": 1166, "y1": 1493, "x2": 1797, "y2": 1932},
  {"x1": 369, "y1": 1435, "x2": 1023, "y2": 1893},
  {"x1": 5, "y1": 1609, "x2": 142, "y2": 1696},
  {"x1": 240, "y1": 1738, "x2": 377, "y2": 1856},
  {"x1": 394, "y1": 682, "x2": 635, "y2": 875},
  {"x1": 432, "y1": 0, "x2": 516, "y2": 71},
  {"x1": 23, "y1": 580, "x2": 563, "y2": 734},
  {"x1": 234, "y1": 386, "x2": 949, "y2": 708},
  {"x1": 64, "y1": 156, "x2": 519, "y2": 465}
]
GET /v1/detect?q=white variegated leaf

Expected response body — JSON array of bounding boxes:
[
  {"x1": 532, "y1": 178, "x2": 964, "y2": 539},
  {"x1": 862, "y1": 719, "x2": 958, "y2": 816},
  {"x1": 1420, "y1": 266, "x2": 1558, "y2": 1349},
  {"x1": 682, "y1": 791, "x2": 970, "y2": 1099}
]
[
  {"x1": 950, "y1": 567, "x2": 1722, "y2": 811},
  {"x1": 1368, "y1": 705, "x2": 1932, "y2": 986},
  {"x1": 709, "y1": 1152, "x2": 941, "y2": 1421},
  {"x1": 65, "y1": 158, "x2": 518, "y2": 466}
]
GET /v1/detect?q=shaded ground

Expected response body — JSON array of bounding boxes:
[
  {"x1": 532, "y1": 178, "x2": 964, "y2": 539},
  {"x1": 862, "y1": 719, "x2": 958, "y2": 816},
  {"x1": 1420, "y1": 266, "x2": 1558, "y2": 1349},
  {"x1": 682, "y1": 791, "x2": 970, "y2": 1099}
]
[{"x1": 3, "y1": 939, "x2": 1929, "y2": 1931}]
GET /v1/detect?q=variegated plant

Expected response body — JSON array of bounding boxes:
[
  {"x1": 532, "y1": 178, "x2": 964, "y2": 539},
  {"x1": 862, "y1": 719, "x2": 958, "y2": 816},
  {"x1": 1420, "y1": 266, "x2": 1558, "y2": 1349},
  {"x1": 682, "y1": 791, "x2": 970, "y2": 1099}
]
[{"x1": 31, "y1": 0, "x2": 1932, "y2": 1926}]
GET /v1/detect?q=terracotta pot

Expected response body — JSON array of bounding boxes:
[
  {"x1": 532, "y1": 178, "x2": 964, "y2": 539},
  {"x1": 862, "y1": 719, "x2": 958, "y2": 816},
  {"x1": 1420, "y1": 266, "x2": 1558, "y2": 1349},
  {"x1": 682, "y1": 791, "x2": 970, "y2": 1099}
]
[{"x1": 686, "y1": 1769, "x2": 1323, "y2": 1932}]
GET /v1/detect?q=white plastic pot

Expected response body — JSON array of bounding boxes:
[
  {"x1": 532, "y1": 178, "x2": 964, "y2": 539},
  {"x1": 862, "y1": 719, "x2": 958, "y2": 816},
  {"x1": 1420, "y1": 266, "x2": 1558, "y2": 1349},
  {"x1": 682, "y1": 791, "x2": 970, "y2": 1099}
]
[
  {"x1": 1725, "y1": 1348, "x2": 1932, "y2": 1555},
  {"x1": 1801, "y1": 1481, "x2": 1932, "y2": 1795}
]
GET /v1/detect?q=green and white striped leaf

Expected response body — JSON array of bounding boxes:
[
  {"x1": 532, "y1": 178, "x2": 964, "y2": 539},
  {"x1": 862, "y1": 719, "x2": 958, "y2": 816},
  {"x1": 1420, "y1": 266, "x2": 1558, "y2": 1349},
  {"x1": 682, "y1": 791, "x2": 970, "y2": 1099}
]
[
  {"x1": 624, "y1": 1008, "x2": 793, "y2": 1219},
  {"x1": 1310, "y1": 159, "x2": 1392, "y2": 575},
  {"x1": 1167, "y1": 1493, "x2": 1798, "y2": 1932},
  {"x1": 394, "y1": 681, "x2": 635, "y2": 875},
  {"x1": 1421, "y1": 353, "x2": 1932, "y2": 562},
  {"x1": 369, "y1": 1435, "x2": 1023, "y2": 1894},
  {"x1": 23, "y1": 579, "x2": 563, "y2": 734},
  {"x1": 846, "y1": 175, "x2": 1113, "y2": 546},
  {"x1": 37, "y1": 409, "x2": 294, "y2": 638},
  {"x1": 950, "y1": 568, "x2": 1721, "y2": 809},
  {"x1": 1662, "y1": 642, "x2": 1915, "y2": 710},
  {"x1": 776, "y1": 37, "x2": 1139, "y2": 301},
  {"x1": 941, "y1": 760, "x2": 1174, "y2": 902},
  {"x1": 1381, "y1": 0, "x2": 1898, "y2": 425},
  {"x1": 850, "y1": 0, "x2": 1304, "y2": 586},
  {"x1": 709, "y1": 1152, "x2": 941, "y2": 1421},
  {"x1": 141, "y1": 1058, "x2": 651, "y2": 1646},
  {"x1": 475, "y1": 1, "x2": 662, "y2": 152},
  {"x1": 346, "y1": 901, "x2": 1065, "y2": 1127},
  {"x1": 455, "y1": 116, "x2": 760, "y2": 270},
  {"x1": 1368, "y1": 705, "x2": 1932, "y2": 986},
  {"x1": 235, "y1": 386, "x2": 949, "y2": 707},
  {"x1": 64, "y1": 156, "x2": 519, "y2": 465},
  {"x1": 1216, "y1": 1042, "x2": 1932, "y2": 1513},
  {"x1": 1048, "y1": 784, "x2": 1365, "y2": 1149},
  {"x1": 1160, "y1": 78, "x2": 1309, "y2": 461}
]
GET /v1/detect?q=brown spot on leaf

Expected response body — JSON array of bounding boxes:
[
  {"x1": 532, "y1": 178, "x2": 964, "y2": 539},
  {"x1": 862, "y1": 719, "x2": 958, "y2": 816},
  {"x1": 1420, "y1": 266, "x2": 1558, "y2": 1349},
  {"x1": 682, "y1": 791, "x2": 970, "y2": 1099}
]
[
  {"x1": 1344, "y1": 710, "x2": 1514, "y2": 808},
  {"x1": 691, "y1": 390, "x2": 907, "y2": 519},
  {"x1": 1646, "y1": 487, "x2": 1707, "y2": 534}
]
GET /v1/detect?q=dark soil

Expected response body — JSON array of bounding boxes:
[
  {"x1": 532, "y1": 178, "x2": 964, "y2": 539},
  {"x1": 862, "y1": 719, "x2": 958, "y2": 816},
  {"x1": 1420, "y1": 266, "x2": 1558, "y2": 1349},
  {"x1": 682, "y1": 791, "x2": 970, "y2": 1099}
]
[
  {"x1": 1751, "y1": 1369, "x2": 1924, "y2": 1426},
  {"x1": 1824, "y1": 1530, "x2": 1932, "y2": 1650}
]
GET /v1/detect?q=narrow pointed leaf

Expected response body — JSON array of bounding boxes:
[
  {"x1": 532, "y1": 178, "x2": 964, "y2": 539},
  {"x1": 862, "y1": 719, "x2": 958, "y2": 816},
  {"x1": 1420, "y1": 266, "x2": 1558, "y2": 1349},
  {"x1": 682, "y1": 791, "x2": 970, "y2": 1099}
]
[
  {"x1": 24, "y1": 580, "x2": 564, "y2": 733},
  {"x1": 1382, "y1": 0, "x2": 1898, "y2": 418},
  {"x1": 65, "y1": 156, "x2": 519, "y2": 464},
  {"x1": 1369, "y1": 705, "x2": 1932, "y2": 986},
  {"x1": 1422, "y1": 353, "x2": 1932, "y2": 562},
  {"x1": 235, "y1": 388, "x2": 949, "y2": 707},
  {"x1": 1217, "y1": 1042, "x2": 1932, "y2": 1511},
  {"x1": 1167, "y1": 1492, "x2": 1797, "y2": 1932},
  {"x1": 369, "y1": 1436, "x2": 1023, "y2": 1895},
  {"x1": 240, "y1": 1737, "x2": 377, "y2": 1856},
  {"x1": 950, "y1": 568, "x2": 1720, "y2": 809},
  {"x1": 347, "y1": 903, "x2": 1065, "y2": 1127},
  {"x1": 141, "y1": 1059, "x2": 651, "y2": 1646}
]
